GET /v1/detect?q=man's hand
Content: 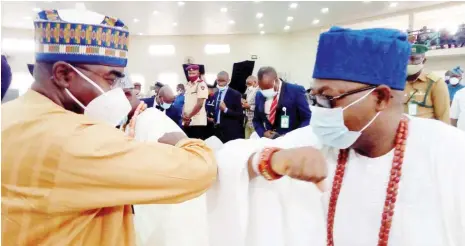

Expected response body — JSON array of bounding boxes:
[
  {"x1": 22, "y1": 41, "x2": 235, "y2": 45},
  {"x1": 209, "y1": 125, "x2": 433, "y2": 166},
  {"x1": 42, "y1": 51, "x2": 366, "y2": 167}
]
[
  {"x1": 242, "y1": 101, "x2": 250, "y2": 109},
  {"x1": 270, "y1": 146, "x2": 327, "y2": 183},
  {"x1": 219, "y1": 101, "x2": 227, "y2": 112},
  {"x1": 207, "y1": 117, "x2": 214, "y2": 123},
  {"x1": 264, "y1": 130, "x2": 276, "y2": 139},
  {"x1": 158, "y1": 132, "x2": 187, "y2": 146}
]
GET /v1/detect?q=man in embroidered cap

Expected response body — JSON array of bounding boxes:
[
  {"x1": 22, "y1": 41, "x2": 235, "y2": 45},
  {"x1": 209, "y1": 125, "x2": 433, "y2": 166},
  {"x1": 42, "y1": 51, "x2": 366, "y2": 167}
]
[
  {"x1": 1, "y1": 9, "x2": 216, "y2": 246},
  {"x1": 446, "y1": 66, "x2": 464, "y2": 102},
  {"x1": 204, "y1": 27, "x2": 465, "y2": 246},
  {"x1": 403, "y1": 44, "x2": 450, "y2": 124},
  {"x1": 182, "y1": 64, "x2": 209, "y2": 139}
]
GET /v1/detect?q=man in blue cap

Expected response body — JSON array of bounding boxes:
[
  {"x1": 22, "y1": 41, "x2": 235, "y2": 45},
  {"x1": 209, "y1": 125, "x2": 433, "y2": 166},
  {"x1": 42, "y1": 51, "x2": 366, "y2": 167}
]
[
  {"x1": 446, "y1": 66, "x2": 464, "y2": 102},
  {"x1": 1, "y1": 9, "x2": 217, "y2": 246},
  {"x1": 206, "y1": 27, "x2": 465, "y2": 246}
]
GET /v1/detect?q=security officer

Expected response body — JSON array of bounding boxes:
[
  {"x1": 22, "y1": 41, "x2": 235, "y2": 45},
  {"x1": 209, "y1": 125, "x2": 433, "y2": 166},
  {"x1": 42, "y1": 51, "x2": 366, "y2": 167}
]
[
  {"x1": 182, "y1": 64, "x2": 209, "y2": 139},
  {"x1": 403, "y1": 44, "x2": 450, "y2": 124}
]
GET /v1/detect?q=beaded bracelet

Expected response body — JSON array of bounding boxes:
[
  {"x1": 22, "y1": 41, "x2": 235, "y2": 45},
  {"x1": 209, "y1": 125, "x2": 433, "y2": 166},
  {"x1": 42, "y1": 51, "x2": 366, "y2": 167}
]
[{"x1": 258, "y1": 147, "x2": 283, "y2": 181}]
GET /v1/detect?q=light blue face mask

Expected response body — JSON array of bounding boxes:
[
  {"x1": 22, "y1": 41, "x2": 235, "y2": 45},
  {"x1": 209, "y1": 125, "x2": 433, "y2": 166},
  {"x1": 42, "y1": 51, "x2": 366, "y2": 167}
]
[
  {"x1": 310, "y1": 88, "x2": 380, "y2": 149},
  {"x1": 217, "y1": 84, "x2": 228, "y2": 91},
  {"x1": 161, "y1": 102, "x2": 172, "y2": 109},
  {"x1": 260, "y1": 88, "x2": 277, "y2": 99},
  {"x1": 157, "y1": 96, "x2": 172, "y2": 109}
]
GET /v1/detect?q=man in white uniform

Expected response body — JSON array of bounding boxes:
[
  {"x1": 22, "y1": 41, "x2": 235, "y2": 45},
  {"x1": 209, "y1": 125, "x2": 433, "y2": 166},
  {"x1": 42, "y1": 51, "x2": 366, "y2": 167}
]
[{"x1": 207, "y1": 27, "x2": 465, "y2": 246}]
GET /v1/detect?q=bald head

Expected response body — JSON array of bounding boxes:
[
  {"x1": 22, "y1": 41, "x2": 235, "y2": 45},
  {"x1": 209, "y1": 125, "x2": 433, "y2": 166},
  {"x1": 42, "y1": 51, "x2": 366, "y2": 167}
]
[
  {"x1": 217, "y1": 71, "x2": 230, "y2": 87},
  {"x1": 157, "y1": 85, "x2": 176, "y2": 104},
  {"x1": 246, "y1": 75, "x2": 258, "y2": 87}
]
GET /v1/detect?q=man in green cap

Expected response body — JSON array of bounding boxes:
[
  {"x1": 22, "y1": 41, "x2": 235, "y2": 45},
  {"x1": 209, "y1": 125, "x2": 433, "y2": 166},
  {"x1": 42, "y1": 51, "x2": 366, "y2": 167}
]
[{"x1": 403, "y1": 44, "x2": 450, "y2": 124}]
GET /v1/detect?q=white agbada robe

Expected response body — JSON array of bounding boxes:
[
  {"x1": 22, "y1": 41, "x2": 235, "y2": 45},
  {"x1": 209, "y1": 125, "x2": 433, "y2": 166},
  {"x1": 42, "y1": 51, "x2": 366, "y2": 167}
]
[
  {"x1": 207, "y1": 116, "x2": 465, "y2": 246},
  {"x1": 127, "y1": 108, "x2": 210, "y2": 246}
]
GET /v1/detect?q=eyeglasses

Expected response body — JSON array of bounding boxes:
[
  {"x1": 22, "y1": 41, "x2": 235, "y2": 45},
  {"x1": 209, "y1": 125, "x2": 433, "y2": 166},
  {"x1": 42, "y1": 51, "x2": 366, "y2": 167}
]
[
  {"x1": 72, "y1": 64, "x2": 124, "y2": 89},
  {"x1": 314, "y1": 85, "x2": 377, "y2": 108}
]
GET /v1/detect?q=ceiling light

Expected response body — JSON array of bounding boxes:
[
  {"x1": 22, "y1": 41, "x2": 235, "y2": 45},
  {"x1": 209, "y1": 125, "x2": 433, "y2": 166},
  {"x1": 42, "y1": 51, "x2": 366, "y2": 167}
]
[
  {"x1": 289, "y1": 3, "x2": 298, "y2": 9},
  {"x1": 133, "y1": 18, "x2": 140, "y2": 23},
  {"x1": 152, "y1": 10, "x2": 159, "y2": 15},
  {"x1": 138, "y1": 33, "x2": 143, "y2": 35},
  {"x1": 284, "y1": 25, "x2": 290, "y2": 31},
  {"x1": 287, "y1": 16, "x2": 294, "y2": 22},
  {"x1": 220, "y1": 7, "x2": 228, "y2": 13},
  {"x1": 23, "y1": 16, "x2": 32, "y2": 20},
  {"x1": 178, "y1": 1, "x2": 185, "y2": 6},
  {"x1": 258, "y1": 23, "x2": 264, "y2": 28},
  {"x1": 321, "y1": 8, "x2": 329, "y2": 13},
  {"x1": 172, "y1": 22, "x2": 178, "y2": 26},
  {"x1": 312, "y1": 19, "x2": 320, "y2": 25},
  {"x1": 256, "y1": 12, "x2": 263, "y2": 19},
  {"x1": 389, "y1": 2, "x2": 398, "y2": 7},
  {"x1": 32, "y1": 7, "x2": 41, "y2": 12},
  {"x1": 229, "y1": 20, "x2": 235, "y2": 25},
  {"x1": 260, "y1": 31, "x2": 265, "y2": 35}
]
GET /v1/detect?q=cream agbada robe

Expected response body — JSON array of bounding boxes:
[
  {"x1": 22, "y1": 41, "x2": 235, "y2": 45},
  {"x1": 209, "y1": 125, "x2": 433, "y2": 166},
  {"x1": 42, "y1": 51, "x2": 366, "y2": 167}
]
[
  {"x1": 129, "y1": 108, "x2": 211, "y2": 246},
  {"x1": 208, "y1": 116, "x2": 465, "y2": 246}
]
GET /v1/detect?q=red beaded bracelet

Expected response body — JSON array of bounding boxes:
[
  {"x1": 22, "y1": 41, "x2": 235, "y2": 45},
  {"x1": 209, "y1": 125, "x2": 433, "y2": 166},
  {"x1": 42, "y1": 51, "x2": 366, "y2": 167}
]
[{"x1": 258, "y1": 147, "x2": 283, "y2": 181}]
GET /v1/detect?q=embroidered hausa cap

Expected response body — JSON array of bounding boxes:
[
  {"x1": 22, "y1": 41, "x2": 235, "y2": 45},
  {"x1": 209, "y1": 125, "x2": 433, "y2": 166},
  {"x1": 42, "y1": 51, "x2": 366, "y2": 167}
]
[
  {"x1": 34, "y1": 9, "x2": 129, "y2": 67},
  {"x1": 313, "y1": 26, "x2": 411, "y2": 90}
]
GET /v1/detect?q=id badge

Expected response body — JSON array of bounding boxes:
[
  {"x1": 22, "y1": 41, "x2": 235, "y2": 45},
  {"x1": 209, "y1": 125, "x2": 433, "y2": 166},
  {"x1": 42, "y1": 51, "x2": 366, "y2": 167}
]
[
  {"x1": 408, "y1": 103, "x2": 417, "y2": 116},
  {"x1": 281, "y1": 115, "x2": 290, "y2": 129}
]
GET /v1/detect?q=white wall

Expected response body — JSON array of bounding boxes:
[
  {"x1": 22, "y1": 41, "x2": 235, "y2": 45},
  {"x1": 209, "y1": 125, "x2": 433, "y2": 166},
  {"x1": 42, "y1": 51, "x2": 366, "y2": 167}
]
[{"x1": 126, "y1": 33, "x2": 294, "y2": 94}]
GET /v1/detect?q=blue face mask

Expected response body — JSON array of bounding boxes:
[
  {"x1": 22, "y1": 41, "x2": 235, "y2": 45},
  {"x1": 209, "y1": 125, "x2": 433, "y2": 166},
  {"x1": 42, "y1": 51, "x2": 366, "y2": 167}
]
[
  {"x1": 260, "y1": 88, "x2": 277, "y2": 99},
  {"x1": 310, "y1": 89, "x2": 380, "y2": 149},
  {"x1": 157, "y1": 96, "x2": 172, "y2": 109},
  {"x1": 217, "y1": 84, "x2": 228, "y2": 91}
]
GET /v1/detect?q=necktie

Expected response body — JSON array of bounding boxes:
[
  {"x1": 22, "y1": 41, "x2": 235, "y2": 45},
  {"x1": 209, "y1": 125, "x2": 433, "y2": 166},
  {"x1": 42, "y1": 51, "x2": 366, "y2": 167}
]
[
  {"x1": 215, "y1": 90, "x2": 223, "y2": 123},
  {"x1": 269, "y1": 95, "x2": 278, "y2": 125}
]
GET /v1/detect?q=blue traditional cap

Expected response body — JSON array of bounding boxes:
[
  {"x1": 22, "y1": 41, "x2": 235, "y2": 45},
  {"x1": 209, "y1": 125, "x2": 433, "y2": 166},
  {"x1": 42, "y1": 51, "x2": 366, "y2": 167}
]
[
  {"x1": 34, "y1": 9, "x2": 129, "y2": 67},
  {"x1": 313, "y1": 26, "x2": 411, "y2": 90},
  {"x1": 451, "y1": 66, "x2": 463, "y2": 77}
]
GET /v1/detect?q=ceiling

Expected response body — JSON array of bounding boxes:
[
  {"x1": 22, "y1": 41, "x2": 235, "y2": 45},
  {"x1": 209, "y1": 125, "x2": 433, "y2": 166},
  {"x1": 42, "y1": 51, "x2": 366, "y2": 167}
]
[{"x1": 1, "y1": 1, "x2": 445, "y2": 36}]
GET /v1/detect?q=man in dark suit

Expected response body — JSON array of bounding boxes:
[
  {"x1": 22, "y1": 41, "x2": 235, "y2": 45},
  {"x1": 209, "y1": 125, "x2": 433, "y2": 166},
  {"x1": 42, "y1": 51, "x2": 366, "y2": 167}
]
[
  {"x1": 205, "y1": 81, "x2": 217, "y2": 139},
  {"x1": 141, "y1": 85, "x2": 182, "y2": 126},
  {"x1": 212, "y1": 71, "x2": 244, "y2": 143},
  {"x1": 253, "y1": 66, "x2": 311, "y2": 138}
]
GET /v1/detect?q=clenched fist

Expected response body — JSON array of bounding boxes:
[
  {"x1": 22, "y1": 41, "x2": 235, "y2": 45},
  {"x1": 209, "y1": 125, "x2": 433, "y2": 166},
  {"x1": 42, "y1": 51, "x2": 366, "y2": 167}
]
[{"x1": 270, "y1": 146, "x2": 327, "y2": 183}]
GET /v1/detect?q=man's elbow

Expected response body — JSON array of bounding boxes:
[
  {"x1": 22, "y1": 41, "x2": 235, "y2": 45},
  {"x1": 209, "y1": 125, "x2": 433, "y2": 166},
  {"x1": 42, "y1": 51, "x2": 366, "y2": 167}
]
[{"x1": 171, "y1": 146, "x2": 218, "y2": 203}]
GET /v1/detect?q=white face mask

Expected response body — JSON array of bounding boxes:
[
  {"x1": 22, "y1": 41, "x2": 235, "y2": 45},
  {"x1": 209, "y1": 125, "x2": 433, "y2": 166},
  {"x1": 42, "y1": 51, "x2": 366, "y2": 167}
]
[
  {"x1": 407, "y1": 64, "x2": 423, "y2": 75},
  {"x1": 450, "y1": 77, "x2": 460, "y2": 86},
  {"x1": 310, "y1": 89, "x2": 380, "y2": 149},
  {"x1": 65, "y1": 65, "x2": 132, "y2": 127}
]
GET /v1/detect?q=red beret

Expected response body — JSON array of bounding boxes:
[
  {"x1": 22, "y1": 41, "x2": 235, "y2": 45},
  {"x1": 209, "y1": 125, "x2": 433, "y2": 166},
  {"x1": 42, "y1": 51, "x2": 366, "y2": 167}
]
[{"x1": 186, "y1": 64, "x2": 199, "y2": 71}]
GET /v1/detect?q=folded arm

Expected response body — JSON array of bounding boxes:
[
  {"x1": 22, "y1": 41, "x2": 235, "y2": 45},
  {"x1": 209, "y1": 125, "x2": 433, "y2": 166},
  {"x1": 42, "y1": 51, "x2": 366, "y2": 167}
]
[{"x1": 48, "y1": 124, "x2": 217, "y2": 213}]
